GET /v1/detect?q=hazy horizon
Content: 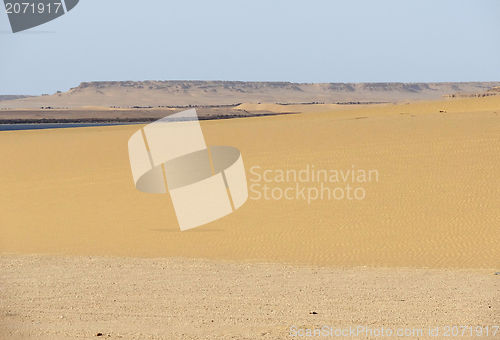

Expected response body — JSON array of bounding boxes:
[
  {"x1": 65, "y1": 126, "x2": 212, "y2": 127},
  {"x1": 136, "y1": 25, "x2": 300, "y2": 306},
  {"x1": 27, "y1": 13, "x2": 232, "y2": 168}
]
[
  {"x1": 2, "y1": 79, "x2": 500, "y2": 97},
  {"x1": 1, "y1": 0, "x2": 499, "y2": 95}
]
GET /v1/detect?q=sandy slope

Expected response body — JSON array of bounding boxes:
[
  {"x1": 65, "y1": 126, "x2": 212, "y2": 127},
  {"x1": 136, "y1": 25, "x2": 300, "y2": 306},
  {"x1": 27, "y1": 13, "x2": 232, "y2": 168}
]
[
  {"x1": 0, "y1": 256, "x2": 498, "y2": 340},
  {"x1": 1, "y1": 96, "x2": 499, "y2": 268},
  {"x1": 1, "y1": 96, "x2": 500, "y2": 339}
]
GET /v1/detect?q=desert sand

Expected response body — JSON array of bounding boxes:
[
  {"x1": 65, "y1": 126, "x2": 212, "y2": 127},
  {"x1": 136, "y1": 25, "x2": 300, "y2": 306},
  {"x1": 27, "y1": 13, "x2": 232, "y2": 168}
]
[
  {"x1": 1, "y1": 256, "x2": 498, "y2": 340},
  {"x1": 1, "y1": 95, "x2": 500, "y2": 339},
  {"x1": 1, "y1": 96, "x2": 499, "y2": 267}
]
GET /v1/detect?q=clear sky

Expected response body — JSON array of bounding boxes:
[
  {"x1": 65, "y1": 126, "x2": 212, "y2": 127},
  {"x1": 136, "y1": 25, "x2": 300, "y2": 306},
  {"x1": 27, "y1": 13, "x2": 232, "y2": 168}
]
[{"x1": 1, "y1": 0, "x2": 499, "y2": 95}]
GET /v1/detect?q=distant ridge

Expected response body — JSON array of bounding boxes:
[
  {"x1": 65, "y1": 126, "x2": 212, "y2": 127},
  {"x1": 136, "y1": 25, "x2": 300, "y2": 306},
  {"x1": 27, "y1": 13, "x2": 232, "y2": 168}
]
[
  {"x1": 2, "y1": 81, "x2": 500, "y2": 109},
  {"x1": 0, "y1": 95, "x2": 33, "y2": 102},
  {"x1": 444, "y1": 86, "x2": 500, "y2": 98}
]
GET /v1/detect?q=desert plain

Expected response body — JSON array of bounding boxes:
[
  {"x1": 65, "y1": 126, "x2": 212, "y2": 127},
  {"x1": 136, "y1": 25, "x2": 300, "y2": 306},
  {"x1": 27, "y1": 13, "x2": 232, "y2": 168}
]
[{"x1": 1, "y1": 83, "x2": 499, "y2": 339}]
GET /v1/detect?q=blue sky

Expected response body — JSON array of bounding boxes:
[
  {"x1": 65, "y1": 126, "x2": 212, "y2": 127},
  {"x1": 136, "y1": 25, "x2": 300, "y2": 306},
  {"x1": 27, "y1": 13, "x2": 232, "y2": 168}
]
[{"x1": 1, "y1": 0, "x2": 499, "y2": 95}]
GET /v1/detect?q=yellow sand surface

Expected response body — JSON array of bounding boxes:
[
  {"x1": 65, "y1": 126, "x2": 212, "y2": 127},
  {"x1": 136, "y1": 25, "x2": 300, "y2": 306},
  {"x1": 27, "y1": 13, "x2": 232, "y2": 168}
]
[
  {"x1": 1, "y1": 255, "x2": 498, "y2": 340},
  {"x1": 1, "y1": 96, "x2": 499, "y2": 268}
]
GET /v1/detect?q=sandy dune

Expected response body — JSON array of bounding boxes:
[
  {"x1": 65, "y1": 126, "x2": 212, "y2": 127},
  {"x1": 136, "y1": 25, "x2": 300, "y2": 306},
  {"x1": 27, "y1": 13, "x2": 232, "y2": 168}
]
[
  {"x1": 1, "y1": 95, "x2": 500, "y2": 339},
  {"x1": 1, "y1": 96, "x2": 499, "y2": 268}
]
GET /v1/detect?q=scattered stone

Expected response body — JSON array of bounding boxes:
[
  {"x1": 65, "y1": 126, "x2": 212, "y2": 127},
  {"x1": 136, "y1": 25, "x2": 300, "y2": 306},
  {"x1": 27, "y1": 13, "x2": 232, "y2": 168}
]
[
  {"x1": 309, "y1": 311, "x2": 318, "y2": 315},
  {"x1": 96, "y1": 333, "x2": 103, "y2": 337}
]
